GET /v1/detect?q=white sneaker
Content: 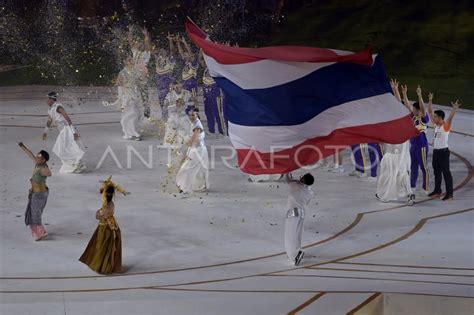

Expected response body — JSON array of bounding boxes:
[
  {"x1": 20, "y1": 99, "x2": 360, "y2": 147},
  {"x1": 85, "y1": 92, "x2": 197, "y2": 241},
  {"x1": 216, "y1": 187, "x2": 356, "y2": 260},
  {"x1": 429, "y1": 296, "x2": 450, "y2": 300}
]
[
  {"x1": 132, "y1": 136, "x2": 142, "y2": 141},
  {"x1": 331, "y1": 165, "x2": 345, "y2": 173},
  {"x1": 123, "y1": 135, "x2": 133, "y2": 140},
  {"x1": 375, "y1": 194, "x2": 388, "y2": 203},
  {"x1": 72, "y1": 163, "x2": 86, "y2": 173}
]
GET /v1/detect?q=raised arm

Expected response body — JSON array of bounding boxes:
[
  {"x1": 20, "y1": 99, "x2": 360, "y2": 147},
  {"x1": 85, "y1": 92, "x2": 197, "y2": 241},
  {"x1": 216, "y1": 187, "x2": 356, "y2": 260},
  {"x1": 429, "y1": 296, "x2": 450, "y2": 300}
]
[
  {"x1": 176, "y1": 35, "x2": 187, "y2": 60},
  {"x1": 401, "y1": 84, "x2": 413, "y2": 112},
  {"x1": 446, "y1": 100, "x2": 461, "y2": 127},
  {"x1": 142, "y1": 27, "x2": 151, "y2": 51},
  {"x1": 390, "y1": 78, "x2": 401, "y2": 102},
  {"x1": 427, "y1": 92, "x2": 434, "y2": 122},
  {"x1": 18, "y1": 142, "x2": 36, "y2": 161},
  {"x1": 198, "y1": 49, "x2": 206, "y2": 67},
  {"x1": 180, "y1": 35, "x2": 193, "y2": 57},
  {"x1": 168, "y1": 33, "x2": 177, "y2": 57},
  {"x1": 415, "y1": 85, "x2": 426, "y2": 117}
]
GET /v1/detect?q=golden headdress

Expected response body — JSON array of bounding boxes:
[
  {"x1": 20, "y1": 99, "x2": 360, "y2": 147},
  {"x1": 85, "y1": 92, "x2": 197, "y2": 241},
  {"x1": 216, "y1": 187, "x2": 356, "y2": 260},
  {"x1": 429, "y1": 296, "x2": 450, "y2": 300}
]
[{"x1": 99, "y1": 176, "x2": 127, "y2": 207}]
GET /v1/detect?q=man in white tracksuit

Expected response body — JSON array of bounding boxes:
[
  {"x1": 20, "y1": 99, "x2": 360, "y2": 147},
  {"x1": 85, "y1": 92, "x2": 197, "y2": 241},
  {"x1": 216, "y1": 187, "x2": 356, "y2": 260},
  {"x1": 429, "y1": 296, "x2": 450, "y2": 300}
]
[{"x1": 285, "y1": 172, "x2": 314, "y2": 266}]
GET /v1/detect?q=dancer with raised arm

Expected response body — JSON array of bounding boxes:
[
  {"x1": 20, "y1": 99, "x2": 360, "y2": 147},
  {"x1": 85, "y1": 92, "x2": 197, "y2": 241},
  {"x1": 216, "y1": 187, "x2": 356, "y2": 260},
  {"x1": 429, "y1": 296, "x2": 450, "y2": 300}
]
[
  {"x1": 427, "y1": 94, "x2": 461, "y2": 200},
  {"x1": 18, "y1": 142, "x2": 52, "y2": 241}
]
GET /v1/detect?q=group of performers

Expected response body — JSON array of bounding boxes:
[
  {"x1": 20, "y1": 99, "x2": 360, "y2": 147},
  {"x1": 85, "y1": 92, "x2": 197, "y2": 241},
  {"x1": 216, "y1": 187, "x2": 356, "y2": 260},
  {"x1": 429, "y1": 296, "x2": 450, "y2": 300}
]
[
  {"x1": 16, "y1": 27, "x2": 462, "y2": 271},
  {"x1": 348, "y1": 80, "x2": 461, "y2": 206}
]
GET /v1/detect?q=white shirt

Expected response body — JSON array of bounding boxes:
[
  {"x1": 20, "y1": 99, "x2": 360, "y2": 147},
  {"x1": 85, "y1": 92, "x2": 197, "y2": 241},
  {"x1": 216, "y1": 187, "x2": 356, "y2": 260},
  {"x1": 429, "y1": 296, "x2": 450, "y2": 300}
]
[
  {"x1": 48, "y1": 103, "x2": 68, "y2": 126},
  {"x1": 434, "y1": 123, "x2": 450, "y2": 149},
  {"x1": 190, "y1": 119, "x2": 205, "y2": 147},
  {"x1": 286, "y1": 175, "x2": 314, "y2": 211}
]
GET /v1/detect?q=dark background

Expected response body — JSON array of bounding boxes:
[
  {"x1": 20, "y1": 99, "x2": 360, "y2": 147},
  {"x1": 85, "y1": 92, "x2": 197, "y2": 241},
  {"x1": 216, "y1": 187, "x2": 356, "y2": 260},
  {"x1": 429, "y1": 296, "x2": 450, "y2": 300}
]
[{"x1": 1, "y1": 0, "x2": 473, "y2": 107}]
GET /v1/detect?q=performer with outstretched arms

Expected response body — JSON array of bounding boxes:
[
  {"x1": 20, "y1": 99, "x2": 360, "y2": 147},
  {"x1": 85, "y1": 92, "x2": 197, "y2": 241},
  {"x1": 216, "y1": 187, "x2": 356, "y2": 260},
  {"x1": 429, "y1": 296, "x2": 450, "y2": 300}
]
[
  {"x1": 402, "y1": 84, "x2": 429, "y2": 193},
  {"x1": 18, "y1": 142, "x2": 52, "y2": 241},
  {"x1": 155, "y1": 33, "x2": 176, "y2": 120},
  {"x1": 43, "y1": 92, "x2": 86, "y2": 173},
  {"x1": 427, "y1": 94, "x2": 461, "y2": 201},
  {"x1": 177, "y1": 35, "x2": 199, "y2": 99}
]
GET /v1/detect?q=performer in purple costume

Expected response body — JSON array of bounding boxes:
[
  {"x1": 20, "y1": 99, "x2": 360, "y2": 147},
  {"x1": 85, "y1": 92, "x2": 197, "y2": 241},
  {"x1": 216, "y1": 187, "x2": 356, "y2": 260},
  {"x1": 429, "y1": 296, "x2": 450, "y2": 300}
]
[
  {"x1": 202, "y1": 68, "x2": 226, "y2": 135},
  {"x1": 401, "y1": 84, "x2": 429, "y2": 193},
  {"x1": 155, "y1": 35, "x2": 176, "y2": 120},
  {"x1": 350, "y1": 143, "x2": 384, "y2": 178},
  {"x1": 177, "y1": 35, "x2": 199, "y2": 98}
]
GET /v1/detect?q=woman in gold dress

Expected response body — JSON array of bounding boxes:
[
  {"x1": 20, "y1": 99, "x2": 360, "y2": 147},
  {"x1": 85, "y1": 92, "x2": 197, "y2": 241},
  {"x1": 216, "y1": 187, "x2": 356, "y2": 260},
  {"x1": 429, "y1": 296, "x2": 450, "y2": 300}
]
[{"x1": 79, "y1": 176, "x2": 127, "y2": 274}]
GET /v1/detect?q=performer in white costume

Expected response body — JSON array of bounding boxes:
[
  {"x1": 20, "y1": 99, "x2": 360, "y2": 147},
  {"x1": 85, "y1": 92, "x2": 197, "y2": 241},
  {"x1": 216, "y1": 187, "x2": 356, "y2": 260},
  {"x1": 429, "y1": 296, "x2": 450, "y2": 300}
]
[
  {"x1": 376, "y1": 142, "x2": 415, "y2": 205},
  {"x1": 284, "y1": 173, "x2": 314, "y2": 266},
  {"x1": 104, "y1": 58, "x2": 142, "y2": 140},
  {"x1": 163, "y1": 83, "x2": 194, "y2": 150},
  {"x1": 43, "y1": 92, "x2": 85, "y2": 174},
  {"x1": 128, "y1": 26, "x2": 151, "y2": 118},
  {"x1": 176, "y1": 107, "x2": 210, "y2": 197}
]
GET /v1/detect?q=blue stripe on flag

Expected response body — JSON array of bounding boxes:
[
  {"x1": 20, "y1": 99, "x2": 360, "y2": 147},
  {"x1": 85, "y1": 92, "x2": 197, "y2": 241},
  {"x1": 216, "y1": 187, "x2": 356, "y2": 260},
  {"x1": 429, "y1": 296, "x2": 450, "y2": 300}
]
[{"x1": 216, "y1": 56, "x2": 391, "y2": 126}]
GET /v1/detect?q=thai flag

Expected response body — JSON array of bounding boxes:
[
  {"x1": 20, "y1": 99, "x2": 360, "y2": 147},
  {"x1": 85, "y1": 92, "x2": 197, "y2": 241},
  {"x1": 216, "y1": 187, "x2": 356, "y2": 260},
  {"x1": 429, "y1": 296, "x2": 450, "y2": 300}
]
[{"x1": 186, "y1": 18, "x2": 418, "y2": 175}]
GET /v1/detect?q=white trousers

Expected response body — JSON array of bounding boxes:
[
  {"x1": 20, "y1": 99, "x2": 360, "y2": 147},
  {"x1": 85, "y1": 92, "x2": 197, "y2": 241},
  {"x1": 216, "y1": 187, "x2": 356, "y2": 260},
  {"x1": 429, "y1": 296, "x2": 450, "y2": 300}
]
[
  {"x1": 285, "y1": 208, "x2": 304, "y2": 261},
  {"x1": 121, "y1": 96, "x2": 141, "y2": 138}
]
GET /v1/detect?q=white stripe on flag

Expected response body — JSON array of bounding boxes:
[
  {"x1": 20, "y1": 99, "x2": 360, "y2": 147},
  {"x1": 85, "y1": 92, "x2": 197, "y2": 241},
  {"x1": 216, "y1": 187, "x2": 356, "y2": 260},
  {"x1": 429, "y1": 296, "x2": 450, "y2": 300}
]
[
  {"x1": 203, "y1": 54, "x2": 336, "y2": 89},
  {"x1": 228, "y1": 93, "x2": 407, "y2": 152}
]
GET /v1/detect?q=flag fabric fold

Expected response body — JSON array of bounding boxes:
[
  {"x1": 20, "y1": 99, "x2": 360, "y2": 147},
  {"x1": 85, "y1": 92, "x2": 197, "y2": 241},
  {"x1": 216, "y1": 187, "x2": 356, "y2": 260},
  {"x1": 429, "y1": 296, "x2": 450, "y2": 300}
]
[{"x1": 185, "y1": 18, "x2": 418, "y2": 175}]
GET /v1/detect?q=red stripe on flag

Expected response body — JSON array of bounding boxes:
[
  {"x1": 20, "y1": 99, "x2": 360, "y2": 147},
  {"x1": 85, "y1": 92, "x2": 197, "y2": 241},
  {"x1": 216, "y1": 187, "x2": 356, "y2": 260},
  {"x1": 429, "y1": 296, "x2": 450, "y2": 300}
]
[
  {"x1": 235, "y1": 115, "x2": 418, "y2": 174},
  {"x1": 185, "y1": 18, "x2": 373, "y2": 65}
]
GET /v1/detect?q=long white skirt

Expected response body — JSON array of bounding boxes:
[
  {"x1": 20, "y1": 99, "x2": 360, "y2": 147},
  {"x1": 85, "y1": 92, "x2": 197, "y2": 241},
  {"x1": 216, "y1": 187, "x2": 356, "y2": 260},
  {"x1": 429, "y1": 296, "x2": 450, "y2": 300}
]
[
  {"x1": 176, "y1": 145, "x2": 210, "y2": 193},
  {"x1": 53, "y1": 125, "x2": 85, "y2": 173},
  {"x1": 376, "y1": 143, "x2": 412, "y2": 201},
  {"x1": 121, "y1": 95, "x2": 141, "y2": 138}
]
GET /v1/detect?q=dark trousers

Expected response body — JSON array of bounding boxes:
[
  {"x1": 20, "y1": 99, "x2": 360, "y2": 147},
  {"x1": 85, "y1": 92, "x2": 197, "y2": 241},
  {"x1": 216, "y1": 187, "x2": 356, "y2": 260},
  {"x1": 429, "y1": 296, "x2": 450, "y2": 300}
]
[{"x1": 432, "y1": 148, "x2": 453, "y2": 196}]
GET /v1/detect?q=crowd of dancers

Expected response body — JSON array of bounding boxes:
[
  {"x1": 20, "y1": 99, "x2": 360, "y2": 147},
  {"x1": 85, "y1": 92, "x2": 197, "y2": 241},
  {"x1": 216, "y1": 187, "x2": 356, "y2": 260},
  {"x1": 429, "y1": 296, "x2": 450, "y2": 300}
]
[{"x1": 17, "y1": 25, "x2": 462, "y2": 272}]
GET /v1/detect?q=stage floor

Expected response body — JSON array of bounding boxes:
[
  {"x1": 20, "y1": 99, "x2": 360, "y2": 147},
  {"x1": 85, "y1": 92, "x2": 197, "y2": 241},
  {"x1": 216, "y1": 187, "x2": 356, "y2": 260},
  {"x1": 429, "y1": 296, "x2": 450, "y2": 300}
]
[{"x1": 0, "y1": 86, "x2": 473, "y2": 314}]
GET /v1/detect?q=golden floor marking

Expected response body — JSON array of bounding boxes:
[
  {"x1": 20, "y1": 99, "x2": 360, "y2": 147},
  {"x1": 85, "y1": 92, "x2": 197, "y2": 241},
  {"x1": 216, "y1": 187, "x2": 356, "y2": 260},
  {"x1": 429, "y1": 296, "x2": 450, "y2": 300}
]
[
  {"x1": 2, "y1": 208, "x2": 471, "y2": 293},
  {"x1": 0, "y1": 149, "x2": 471, "y2": 281},
  {"x1": 346, "y1": 292, "x2": 381, "y2": 315},
  {"x1": 259, "y1": 274, "x2": 473, "y2": 286},
  {"x1": 333, "y1": 261, "x2": 474, "y2": 271},
  {"x1": 286, "y1": 292, "x2": 325, "y2": 315},
  {"x1": 147, "y1": 288, "x2": 474, "y2": 299},
  {"x1": 303, "y1": 266, "x2": 474, "y2": 277}
]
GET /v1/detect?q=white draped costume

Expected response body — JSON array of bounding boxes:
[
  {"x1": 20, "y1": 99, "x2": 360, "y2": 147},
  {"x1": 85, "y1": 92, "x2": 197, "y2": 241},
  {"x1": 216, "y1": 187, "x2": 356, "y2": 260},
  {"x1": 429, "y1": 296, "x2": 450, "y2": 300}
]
[
  {"x1": 163, "y1": 89, "x2": 193, "y2": 150},
  {"x1": 48, "y1": 103, "x2": 85, "y2": 173},
  {"x1": 176, "y1": 119, "x2": 210, "y2": 194},
  {"x1": 106, "y1": 67, "x2": 142, "y2": 139},
  {"x1": 376, "y1": 141, "x2": 412, "y2": 201}
]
